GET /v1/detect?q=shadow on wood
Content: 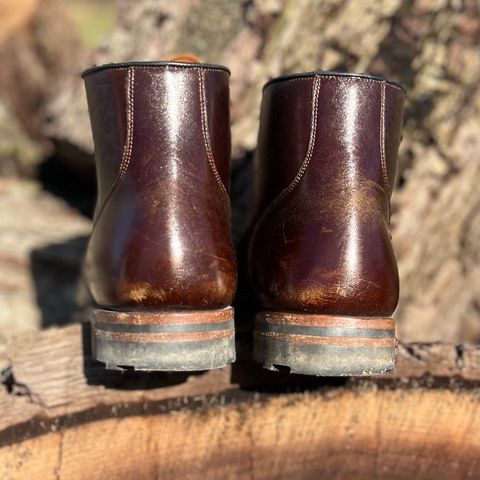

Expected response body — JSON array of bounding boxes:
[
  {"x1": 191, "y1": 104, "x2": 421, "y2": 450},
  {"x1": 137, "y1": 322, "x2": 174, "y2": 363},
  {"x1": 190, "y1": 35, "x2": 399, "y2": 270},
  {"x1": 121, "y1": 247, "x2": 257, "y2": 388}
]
[{"x1": 1, "y1": 324, "x2": 479, "y2": 479}]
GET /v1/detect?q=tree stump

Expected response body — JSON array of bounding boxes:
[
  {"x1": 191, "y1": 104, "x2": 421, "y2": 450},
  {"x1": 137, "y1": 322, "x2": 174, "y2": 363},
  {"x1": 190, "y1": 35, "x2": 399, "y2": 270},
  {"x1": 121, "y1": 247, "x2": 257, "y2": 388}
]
[{"x1": 1, "y1": 324, "x2": 479, "y2": 479}]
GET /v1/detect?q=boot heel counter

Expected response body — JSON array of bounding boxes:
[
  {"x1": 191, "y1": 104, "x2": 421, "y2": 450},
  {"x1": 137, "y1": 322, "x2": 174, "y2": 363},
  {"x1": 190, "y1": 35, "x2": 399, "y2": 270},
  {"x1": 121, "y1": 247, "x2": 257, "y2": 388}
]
[
  {"x1": 86, "y1": 191, "x2": 237, "y2": 310},
  {"x1": 250, "y1": 192, "x2": 399, "y2": 316}
]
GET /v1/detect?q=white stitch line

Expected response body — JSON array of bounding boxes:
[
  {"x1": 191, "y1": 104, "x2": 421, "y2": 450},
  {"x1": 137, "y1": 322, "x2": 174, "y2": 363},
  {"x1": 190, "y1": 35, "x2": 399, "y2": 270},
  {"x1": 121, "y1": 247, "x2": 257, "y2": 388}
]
[
  {"x1": 380, "y1": 81, "x2": 389, "y2": 193},
  {"x1": 92, "y1": 67, "x2": 135, "y2": 228},
  {"x1": 84, "y1": 65, "x2": 229, "y2": 76},
  {"x1": 280, "y1": 77, "x2": 320, "y2": 196},
  {"x1": 252, "y1": 77, "x2": 321, "y2": 236},
  {"x1": 266, "y1": 74, "x2": 405, "y2": 93},
  {"x1": 198, "y1": 69, "x2": 228, "y2": 196}
]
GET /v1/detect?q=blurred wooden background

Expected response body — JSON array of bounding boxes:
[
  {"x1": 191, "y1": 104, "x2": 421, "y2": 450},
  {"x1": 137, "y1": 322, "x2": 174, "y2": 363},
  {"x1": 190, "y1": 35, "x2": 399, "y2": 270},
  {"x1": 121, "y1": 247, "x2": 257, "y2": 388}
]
[{"x1": 0, "y1": 0, "x2": 479, "y2": 344}]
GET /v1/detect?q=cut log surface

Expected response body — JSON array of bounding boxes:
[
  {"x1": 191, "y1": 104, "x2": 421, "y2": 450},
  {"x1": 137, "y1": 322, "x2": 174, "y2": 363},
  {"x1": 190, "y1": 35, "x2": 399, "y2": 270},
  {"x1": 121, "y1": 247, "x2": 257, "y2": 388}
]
[
  {"x1": 1, "y1": 324, "x2": 480, "y2": 479},
  {"x1": 0, "y1": 179, "x2": 91, "y2": 345}
]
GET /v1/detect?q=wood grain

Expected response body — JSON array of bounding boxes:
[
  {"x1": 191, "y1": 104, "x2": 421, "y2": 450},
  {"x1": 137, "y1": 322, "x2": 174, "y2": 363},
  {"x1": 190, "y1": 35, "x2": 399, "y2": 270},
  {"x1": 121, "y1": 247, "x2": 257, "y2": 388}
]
[
  {"x1": 1, "y1": 324, "x2": 480, "y2": 479},
  {"x1": 1, "y1": 388, "x2": 480, "y2": 479}
]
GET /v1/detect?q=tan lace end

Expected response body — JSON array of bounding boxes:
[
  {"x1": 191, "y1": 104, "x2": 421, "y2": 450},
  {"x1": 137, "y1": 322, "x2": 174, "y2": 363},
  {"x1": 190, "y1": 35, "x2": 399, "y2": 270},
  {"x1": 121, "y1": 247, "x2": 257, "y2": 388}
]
[{"x1": 167, "y1": 54, "x2": 202, "y2": 63}]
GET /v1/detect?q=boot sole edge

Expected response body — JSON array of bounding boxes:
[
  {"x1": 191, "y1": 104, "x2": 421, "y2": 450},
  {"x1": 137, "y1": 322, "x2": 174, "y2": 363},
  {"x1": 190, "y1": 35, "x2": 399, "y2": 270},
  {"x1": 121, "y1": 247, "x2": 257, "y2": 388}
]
[
  {"x1": 91, "y1": 306, "x2": 235, "y2": 371},
  {"x1": 254, "y1": 312, "x2": 395, "y2": 376}
]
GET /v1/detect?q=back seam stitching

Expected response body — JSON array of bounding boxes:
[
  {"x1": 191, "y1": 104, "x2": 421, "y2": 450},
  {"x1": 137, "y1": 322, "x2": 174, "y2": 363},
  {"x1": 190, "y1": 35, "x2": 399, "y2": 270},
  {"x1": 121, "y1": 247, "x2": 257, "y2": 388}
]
[{"x1": 92, "y1": 67, "x2": 135, "y2": 229}]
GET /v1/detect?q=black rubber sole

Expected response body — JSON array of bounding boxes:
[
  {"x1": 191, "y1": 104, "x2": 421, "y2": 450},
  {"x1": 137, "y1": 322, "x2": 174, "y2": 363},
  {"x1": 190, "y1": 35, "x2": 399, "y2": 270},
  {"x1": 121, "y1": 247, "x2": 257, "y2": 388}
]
[
  {"x1": 91, "y1": 307, "x2": 235, "y2": 371},
  {"x1": 254, "y1": 312, "x2": 396, "y2": 376}
]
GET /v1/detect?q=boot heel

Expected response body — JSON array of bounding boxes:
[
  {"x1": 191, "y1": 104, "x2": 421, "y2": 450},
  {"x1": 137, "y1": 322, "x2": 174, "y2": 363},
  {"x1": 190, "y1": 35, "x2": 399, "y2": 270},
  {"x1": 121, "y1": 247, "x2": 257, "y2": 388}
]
[
  {"x1": 91, "y1": 307, "x2": 235, "y2": 371},
  {"x1": 254, "y1": 312, "x2": 395, "y2": 376}
]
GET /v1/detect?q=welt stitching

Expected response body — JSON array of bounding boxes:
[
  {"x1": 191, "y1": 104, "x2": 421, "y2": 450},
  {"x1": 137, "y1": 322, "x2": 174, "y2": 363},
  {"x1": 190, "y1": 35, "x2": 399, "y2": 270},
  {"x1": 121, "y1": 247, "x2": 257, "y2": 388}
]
[
  {"x1": 380, "y1": 81, "x2": 389, "y2": 193},
  {"x1": 92, "y1": 67, "x2": 135, "y2": 228},
  {"x1": 253, "y1": 77, "x2": 321, "y2": 233},
  {"x1": 198, "y1": 68, "x2": 229, "y2": 196}
]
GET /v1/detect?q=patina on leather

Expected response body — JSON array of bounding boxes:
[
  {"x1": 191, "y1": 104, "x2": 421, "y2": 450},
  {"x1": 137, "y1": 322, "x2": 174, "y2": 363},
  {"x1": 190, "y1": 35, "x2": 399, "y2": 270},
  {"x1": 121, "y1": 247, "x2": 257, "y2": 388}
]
[
  {"x1": 250, "y1": 72, "x2": 406, "y2": 316},
  {"x1": 82, "y1": 62, "x2": 237, "y2": 310}
]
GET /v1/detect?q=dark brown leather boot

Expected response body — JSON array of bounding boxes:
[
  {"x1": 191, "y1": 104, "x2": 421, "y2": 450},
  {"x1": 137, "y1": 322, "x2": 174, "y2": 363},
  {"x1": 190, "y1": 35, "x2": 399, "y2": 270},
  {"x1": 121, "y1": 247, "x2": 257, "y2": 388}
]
[
  {"x1": 82, "y1": 60, "x2": 236, "y2": 370},
  {"x1": 249, "y1": 72, "x2": 406, "y2": 376}
]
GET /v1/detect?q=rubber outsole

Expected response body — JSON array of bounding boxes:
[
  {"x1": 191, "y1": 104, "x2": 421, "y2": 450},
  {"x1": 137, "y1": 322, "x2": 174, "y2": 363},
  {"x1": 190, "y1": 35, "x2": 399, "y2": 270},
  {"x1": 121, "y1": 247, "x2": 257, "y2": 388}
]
[
  {"x1": 91, "y1": 307, "x2": 235, "y2": 371},
  {"x1": 254, "y1": 312, "x2": 396, "y2": 376}
]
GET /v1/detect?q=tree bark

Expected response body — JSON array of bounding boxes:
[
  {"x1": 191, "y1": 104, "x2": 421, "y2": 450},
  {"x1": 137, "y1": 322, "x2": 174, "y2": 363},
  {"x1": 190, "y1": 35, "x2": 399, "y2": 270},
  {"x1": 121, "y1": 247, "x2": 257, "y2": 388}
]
[{"x1": 0, "y1": 0, "x2": 85, "y2": 176}]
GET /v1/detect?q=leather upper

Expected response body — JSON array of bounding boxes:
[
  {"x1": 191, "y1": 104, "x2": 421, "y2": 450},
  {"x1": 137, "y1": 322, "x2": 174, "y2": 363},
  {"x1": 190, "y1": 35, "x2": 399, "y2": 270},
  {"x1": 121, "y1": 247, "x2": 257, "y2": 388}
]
[
  {"x1": 250, "y1": 73, "x2": 406, "y2": 316},
  {"x1": 83, "y1": 63, "x2": 236, "y2": 309}
]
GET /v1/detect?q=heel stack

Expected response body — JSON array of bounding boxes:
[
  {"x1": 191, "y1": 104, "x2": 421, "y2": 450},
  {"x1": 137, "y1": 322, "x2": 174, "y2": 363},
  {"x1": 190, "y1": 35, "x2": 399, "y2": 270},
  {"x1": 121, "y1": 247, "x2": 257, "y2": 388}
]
[
  {"x1": 254, "y1": 312, "x2": 395, "y2": 376},
  {"x1": 91, "y1": 307, "x2": 235, "y2": 371}
]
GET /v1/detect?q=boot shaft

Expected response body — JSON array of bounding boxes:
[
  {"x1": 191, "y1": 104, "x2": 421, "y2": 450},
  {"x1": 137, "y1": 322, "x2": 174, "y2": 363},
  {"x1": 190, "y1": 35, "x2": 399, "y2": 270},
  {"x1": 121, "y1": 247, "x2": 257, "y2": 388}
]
[
  {"x1": 254, "y1": 72, "x2": 405, "y2": 218},
  {"x1": 83, "y1": 62, "x2": 236, "y2": 310},
  {"x1": 83, "y1": 62, "x2": 232, "y2": 207},
  {"x1": 250, "y1": 72, "x2": 406, "y2": 316}
]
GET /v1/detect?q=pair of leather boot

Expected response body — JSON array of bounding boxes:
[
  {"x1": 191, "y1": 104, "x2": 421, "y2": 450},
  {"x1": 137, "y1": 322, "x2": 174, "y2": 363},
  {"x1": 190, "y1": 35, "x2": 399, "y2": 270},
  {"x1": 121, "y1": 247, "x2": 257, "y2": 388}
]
[{"x1": 82, "y1": 58, "x2": 405, "y2": 376}]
